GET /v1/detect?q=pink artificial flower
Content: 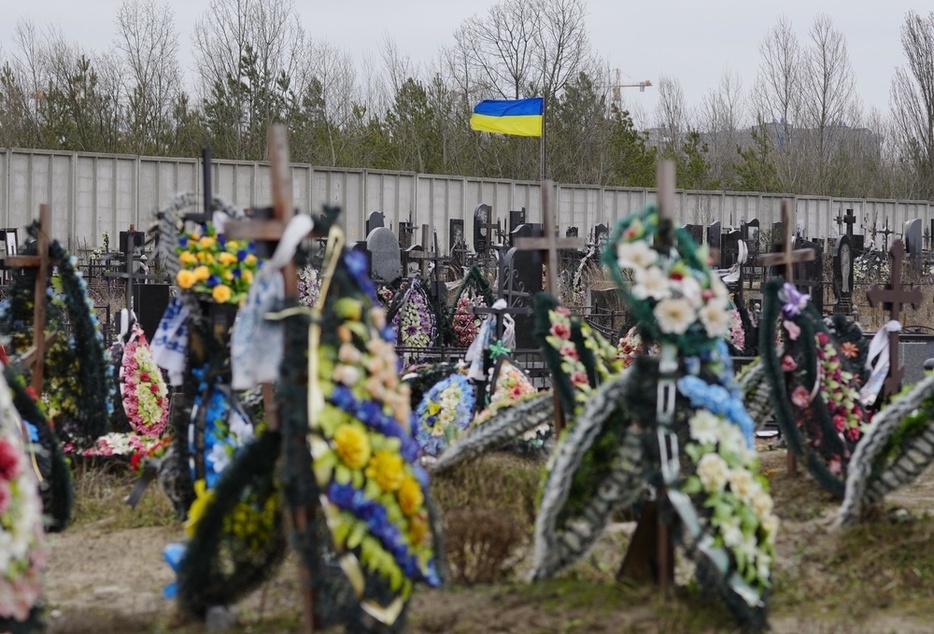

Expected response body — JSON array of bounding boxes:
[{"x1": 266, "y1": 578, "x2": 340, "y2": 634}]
[
  {"x1": 570, "y1": 370, "x2": 589, "y2": 386},
  {"x1": 817, "y1": 332, "x2": 830, "y2": 346},
  {"x1": 556, "y1": 306, "x2": 571, "y2": 317},
  {"x1": 559, "y1": 341, "x2": 579, "y2": 361},
  {"x1": 828, "y1": 457, "x2": 842, "y2": 475},
  {"x1": 832, "y1": 414, "x2": 847, "y2": 433},
  {"x1": 550, "y1": 322, "x2": 571, "y2": 340},
  {"x1": 781, "y1": 355, "x2": 797, "y2": 372},
  {"x1": 791, "y1": 386, "x2": 812, "y2": 408},
  {"x1": 846, "y1": 426, "x2": 861, "y2": 442},
  {"x1": 783, "y1": 320, "x2": 801, "y2": 341},
  {"x1": 0, "y1": 439, "x2": 20, "y2": 481}
]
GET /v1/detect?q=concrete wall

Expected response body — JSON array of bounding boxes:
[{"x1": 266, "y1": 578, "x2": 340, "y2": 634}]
[{"x1": 3, "y1": 147, "x2": 934, "y2": 252}]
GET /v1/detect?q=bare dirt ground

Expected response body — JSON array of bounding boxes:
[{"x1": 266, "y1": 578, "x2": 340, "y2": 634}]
[{"x1": 40, "y1": 449, "x2": 934, "y2": 633}]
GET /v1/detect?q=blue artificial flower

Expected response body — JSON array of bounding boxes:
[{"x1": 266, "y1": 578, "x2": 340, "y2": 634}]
[
  {"x1": 237, "y1": 249, "x2": 249, "y2": 262},
  {"x1": 207, "y1": 274, "x2": 221, "y2": 288},
  {"x1": 179, "y1": 236, "x2": 189, "y2": 248}
]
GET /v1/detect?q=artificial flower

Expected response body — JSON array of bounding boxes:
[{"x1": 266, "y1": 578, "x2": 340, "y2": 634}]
[
  {"x1": 632, "y1": 266, "x2": 670, "y2": 301},
  {"x1": 617, "y1": 240, "x2": 658, "y2": 269},
  {"x1": 366, "y1": 450, "x2": 405, "y2": 492},
  {"x1": 654, "y1": 297, "x2": 695, "y2": 335},
  {"x1": 334, "y1": 424, "x2": 371, "y2": 470}
]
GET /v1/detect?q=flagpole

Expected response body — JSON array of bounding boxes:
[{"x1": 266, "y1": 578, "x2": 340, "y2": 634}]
[{"x1": 540, "y1": 95, "x2": 547, "y2": 181}]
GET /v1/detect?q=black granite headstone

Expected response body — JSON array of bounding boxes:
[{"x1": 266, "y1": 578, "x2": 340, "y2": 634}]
[
  {"x1": 473, "y1": 204, "x2": 493, "y2": 254},
  {"x1": 683, "y1": 224, "x2": 703, "y2": 245},
  {"x1": 449, "y1": 219, "x2": 465, "y2": 254},
  {"x1": 707, "y1": 221, "x2": 722, "y2": 252},
  {"x1": 509, "y1": 208, "x2": 527, "y2": 236},
  {"x1": 566, "y1": 227, "x2": 579, "y2": 238},
  {"x1": 905, "y1": 218, "x2": 923, "y2": 274},
  {"x1": 506, "y1": 224, "x2": 543, "y2": 348},
  {"x1": 366, "y1": 211, "x2": 385, "y2": 236}
]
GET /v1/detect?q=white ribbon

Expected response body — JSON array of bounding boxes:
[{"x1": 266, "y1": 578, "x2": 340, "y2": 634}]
[
  {"x1": 860, "y1": 320, "x2": 901, "y2": 407},
  {"x1": 231, "y1": 214, "x2": 314, "y2": 390},
  {"x1": 465, "y1": 299, "x2": 504, "y2": 381},
  {"x1": 151, "y1": 296, "x2": 190, "y2": 386}
]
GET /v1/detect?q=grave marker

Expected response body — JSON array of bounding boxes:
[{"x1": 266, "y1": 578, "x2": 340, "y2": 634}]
[
  {"x1": 832, "y1": 234, "x2": 854, "y2": 314},
  {"x1": 867, "y1": 240, "x2": 924, "y2": 401},
  {"x1": 904, "y1": 218, "x2": 923, "y2": 274},
  {"x1": 366, "y1": 227, "x2": 402, "y2": 283},
  {"x1": 365, "y1": 211, "x2": 385, "y2": 236}
]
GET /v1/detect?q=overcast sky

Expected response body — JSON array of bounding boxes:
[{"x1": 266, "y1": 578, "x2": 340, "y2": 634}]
[{"x1": 0, "y1": 0, "x2": 922, "y2": 127}]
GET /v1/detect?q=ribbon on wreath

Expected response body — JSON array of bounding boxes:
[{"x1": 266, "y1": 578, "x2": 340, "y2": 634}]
[
  {"x1": 151, "y1": 297, "x2": 190, "y2": 386},
  {"x1": 860, "y1": 320, "x2": 901, "y2": 407},
  {"x1": 230, "y1": 214, "x2": 314, "y2": 391}
]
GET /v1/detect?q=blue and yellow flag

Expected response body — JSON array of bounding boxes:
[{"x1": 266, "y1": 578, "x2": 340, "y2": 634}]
[{"x1": 470, "y1": 97, "x2": 544, "y2": 137}]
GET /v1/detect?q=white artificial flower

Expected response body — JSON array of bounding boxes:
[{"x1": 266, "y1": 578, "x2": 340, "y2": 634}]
[
  {"x1": 761, "y1": 513, "x2": 779, "y2": 543},
  {"x1": 617, "y1": 241, "x2": 658, "y2": 270},
  {"x1": 756, "y1": 552, "x2": 772, "y2": 582},
  {"x1": 697, "y1": 453, "x2": 730, "y2": 492},
  {"x1": 653, "y1": 297, "x2": 695, "y2": 335},
  {"x1": 720, "y1": 517, "x2": 743, "y2": 549},
  {"x1": 674, "y1": 275, "x2": 703, "y2": 307},
  {"x1": 208, "y1": 443, "x2": 231, "y2": 474},
  {"x1": 229, "y1": 413, "x2": 254, "y2": 445},
  {"x1": 632, "y1": 266, "x2": 671, "y2": 301},
  {"x1": 751, "y1": 488, "x2": 774, "y2": 517},
  {"x1": 689, "y1": 410, "x2": 722, "y2": 445},
  {"x1": 699, "y1": 301, "x2": 731, "y2": 338},
  {"x1": 728, "y1": 467, "x2": 755, "y2": 502},
  {"x1": 741, "y1": 534, "x2": 759, "y2": 562},
  {"x1": 719, "y1": 423, "x2": 750, "y2": 459}
]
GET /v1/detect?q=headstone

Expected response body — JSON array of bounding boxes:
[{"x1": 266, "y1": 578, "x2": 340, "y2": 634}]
[
  {"x1": 832, "y1": 234, "x2": 853, "y2": 314},
  {"x1": 398, "y1": 220, "x2": 415, "y2": 251},
  {"x1": 683, "y1": 224, "x2": 703, "y2": 246},
  {"x1": 707, "y1": 221, "x2": 721, "y2": 252},
  {"x1": 449, "y1": 219, "x2": 465, "y2": 254},
  {"x1": 904, "y1": 218, "x2": 923, "y2": 274},
  {"x1": 795, "y1": 237, "x2": 824, "y2": 314},
  {"x1": 593, "y1": 223, "x2": 609, "y2": 247},
  {"x1": 119, "y1": 229, "x2": 145, "y2": 255},
  {"x1": 365, "y1": 227, "x2": 402, "y2": 283},
  {"x1": 742, "y1": 219, "x2": 760, "y2": 255},
  {"x1": 507, "y1": 224, "x2": 543, "y2": 348},
  {"x1": 473, "y1": 204, "x2": 493, "y2": 254},
  {"x1": 133, "y1": 284, "x2": 171, "y2": 342},
  {"x1": 721, "y1": 229, "x2": 742, "y2": 269},
  {"x1": 509, "y1": 208, "x2": 527, "y2": 236},
  {"x1": 365, "y1": 211, "x2": 385, "y2": 236},
  {"x1": 566, "y1": 226, "x2": 579, "y2": 238},
  {"x1": 403, "y1": 244, "x2": 423, "y2": 277}
]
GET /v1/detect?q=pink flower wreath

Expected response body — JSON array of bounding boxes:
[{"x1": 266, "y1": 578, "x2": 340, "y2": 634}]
[{"x1": 120, "y1": 324, "x2": 169, "y2": 438}]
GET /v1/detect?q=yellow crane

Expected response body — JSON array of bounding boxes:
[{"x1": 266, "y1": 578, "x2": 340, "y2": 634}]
[{"x1": 612, "y1": 68, "x2": 652, "y2": 100}]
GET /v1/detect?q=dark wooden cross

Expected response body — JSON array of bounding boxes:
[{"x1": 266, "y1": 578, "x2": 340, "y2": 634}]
[
  {"x1": 225, "y1": 125, "x2": 316, "y2": 634},
  {"x1": 758, "y1": 200, "x2": 816, "y2": 287},
  {"x1": 758, "y1": 200, "x2": 815, "y2": 475},
  {"x1": 843, "y1": 209, "x2": 856, "y2": 237},
  {"x1": 5, "y1": 204, "x2": 55, "y2": 394},
  {"x1": 867, "y1": 239, "x2": 924, "y2": 400}
]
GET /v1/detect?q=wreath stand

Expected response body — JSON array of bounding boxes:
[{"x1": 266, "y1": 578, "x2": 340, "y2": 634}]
[
  {"x1": 4, "y1": 204, "x2": 57, "y2": 394},
  {"x1": 226, "y1": 125, "x2": 318, "y2": 634}
]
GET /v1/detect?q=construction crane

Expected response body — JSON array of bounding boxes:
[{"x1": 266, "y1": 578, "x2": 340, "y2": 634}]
[{"x1": 612, "y1": 68, "x2": 652, "y2": 101}]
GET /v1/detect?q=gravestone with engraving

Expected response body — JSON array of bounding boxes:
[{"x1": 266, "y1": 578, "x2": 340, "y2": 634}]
[
  {"x1": 905, "y1": 218, "x2": 923, "y2": 274},
  {"x1": 795, "y1": 237, "x2": 824, "y2": 314},
  {"x1": 508, "y1": 224, "x2": 544, "y2": 348},
  {"x1": 473, "y1": 204, "x2": 493, "y2": 254},
  {"x1": 593, "y1": 223, "x2": 609, "y2": 248},
  {"x1": 707, "y1": 221, "x2": 722, "y2": 253},
  {"x1": 449, "y1": 219, "x2": 465, "y2": 254},
  {"x1": 833, "y1": 234, "x2": 854, "y2": 314},
  {"x1": 366, "y1": 226, "x2": 402, "y2": 283},
  {"x1": 365, "y1": 211, "x2": 385, "y2": 236},
  {"x1": 566, "y1": 226, "x2": 579, "y2": 238}
]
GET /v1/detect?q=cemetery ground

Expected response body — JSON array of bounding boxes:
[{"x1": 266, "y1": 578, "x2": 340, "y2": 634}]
[{"x1": 41, "y1": 450, "x2": 934, "y2": 634}]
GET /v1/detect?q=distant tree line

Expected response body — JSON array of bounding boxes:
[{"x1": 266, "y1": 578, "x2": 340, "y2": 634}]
[{"x1": 2, "y1": 1, "x2": 934, "y2": 200}]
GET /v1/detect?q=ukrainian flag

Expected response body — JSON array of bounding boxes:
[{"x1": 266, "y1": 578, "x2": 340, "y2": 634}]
[{"x1": 470, "y1": 97, "x2": 544, "y2": 137}]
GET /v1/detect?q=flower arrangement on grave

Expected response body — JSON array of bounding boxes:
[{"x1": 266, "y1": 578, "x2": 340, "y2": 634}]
[
  {"x1": 175, "y1": 224, "x2": 259, "y2": 305},
  {"x1": 414, "y1": 373, "x2": 476, "y2": 457},
  {"x1": 0, "y1": 369, "x2": 46, "y2": 631},
  {"x1": 532, "y1": 204, "x2": 775, "y2": 630},
  {"x1": 120, "y1": 324, "x2": 169, "y2": 438},
  {"x1": 390, "y1": 277, "x2": 437, "y2": 351},
  {"x1": 297, "y1": 264, "x2": 322, "y2": 307},
  {"x1": 312, "y1": 244, "x2": 441, "y2": 622},
  {"x1": 0, "y1": 225, "x2": 114, "y2": 448},
  {"x1": 759, "y1": 278, "x2": 870, "y2": 498},
  {"x1": 2, "y1": 357, "x2": 73, "y2": 531},
  {"x1": 446, "y1": 266, "x2": 494, "y2": 348},
  {"x1": 728, "y1": 307, "x2": 745, "y2": 352},
  {"x1": 617, "y1": 325, "x2": 657, "y2": 368},
  {"x1": 66, "y1": 430, "x2": 168, "y2": 459}
]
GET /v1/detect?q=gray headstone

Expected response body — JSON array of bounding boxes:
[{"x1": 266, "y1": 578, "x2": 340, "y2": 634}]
[
  {"x1": 473, "y1": 204, "x2": 493, "y2": 254},
  {"x1": 366, "y1": 227, "x2": 402, "y2": 283},
  {"x1": 366, "y1": 211, "x2": 385, "y2": 236},
  {"x1": 905, "y1": 218, "x2": 923, "y2": 273}
]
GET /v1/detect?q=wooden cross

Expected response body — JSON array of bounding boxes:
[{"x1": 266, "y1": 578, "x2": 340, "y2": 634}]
[
  {"x1": 225, "y1": 125, "x2": 316, "y2": 634},
  {"x1": 867, "y1": 239, "x2": 923, "y2": 400},
  {"x1": 758, "y1": 200, "x2": 814, "y2": 474},
  {"x1": 758, "y1": 200, "x2": 815, "y2": 287},
  {"x1": 514, "y1": 180, "x2": 584, "y2": 298},
  {"x1": 843, "y1": 209, "x2": 856, "y2": 237},
  {"x1": 5, "y1": 205, "x2": 54, "y2": 394}
]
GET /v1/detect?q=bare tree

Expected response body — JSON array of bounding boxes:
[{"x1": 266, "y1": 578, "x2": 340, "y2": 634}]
[
  {"x1": 115, "y1": 0, "x2": 181, "y2": 154},
  {"x1": 752, "y1": 16, "x2": 804, "y2": 191},
  {"x1": 698, "y1": 68, "x2": 745, "y2": 187},
  {"x1": 654, "y1": 74, "x2": 687, "y2": 154},
  {"x1": 800, "y1": 14, "x2": 860, "y2": 195},
  {"x1": 890, "y1": 10, "x2": 934, "y2": 199}
]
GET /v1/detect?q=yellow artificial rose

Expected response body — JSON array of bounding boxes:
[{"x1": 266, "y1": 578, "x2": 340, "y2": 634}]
[
  {"x1": 212, "y1": 284, "x2": 232, "y2": 303},
  {"x1": 409, "y1": 511, "x2": 428, "y2": 546},
  {"x1": 180, "y1": 251, "x2": 198, "y2": 266},
  {"x1": 193, "y1": 265, "x2": 210, "y2": 282},
  {"x1": 366, "y1": 450, "x2": 404, "y2": 492},
  {"x1": 176, "y1": 269, "x2": 196, "y2": 289},
  {"x1": 334, "y1": 424, "x2": 371, "y2": 470},
  {"x1": 204, "y1": 253, "x2": 216, "y2": 264},
  {"x1": 397, "y1": 476, "x2": 424, "y2": 517},
  {"x1": 245, "y1": 254, "x2": 257, "y2": 265},
  {"x1": 199, "y1": 236, "x2": 215, "y2": 248},
  {"x1": 242, "y1": 270, "x2": 254, "y2": 284},
  {"x1": 219, "y1": 251, "x2": 238, "y2": 265}
]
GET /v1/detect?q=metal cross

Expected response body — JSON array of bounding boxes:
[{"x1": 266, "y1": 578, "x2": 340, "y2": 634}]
[
  {"x1": 758, "y1": 200, "x2": 815, "y2": 286},
  {"x1": 104, "y1": 226, "x2": 159, "y2": 312},
  {"x1": 867, "y1": 239, "x2": 924, "y2": 400}
]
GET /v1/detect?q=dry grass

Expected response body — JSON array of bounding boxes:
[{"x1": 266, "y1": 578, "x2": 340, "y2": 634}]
[{"x1": 70, "y1": 458, "x2": 176, "y2": 529}]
